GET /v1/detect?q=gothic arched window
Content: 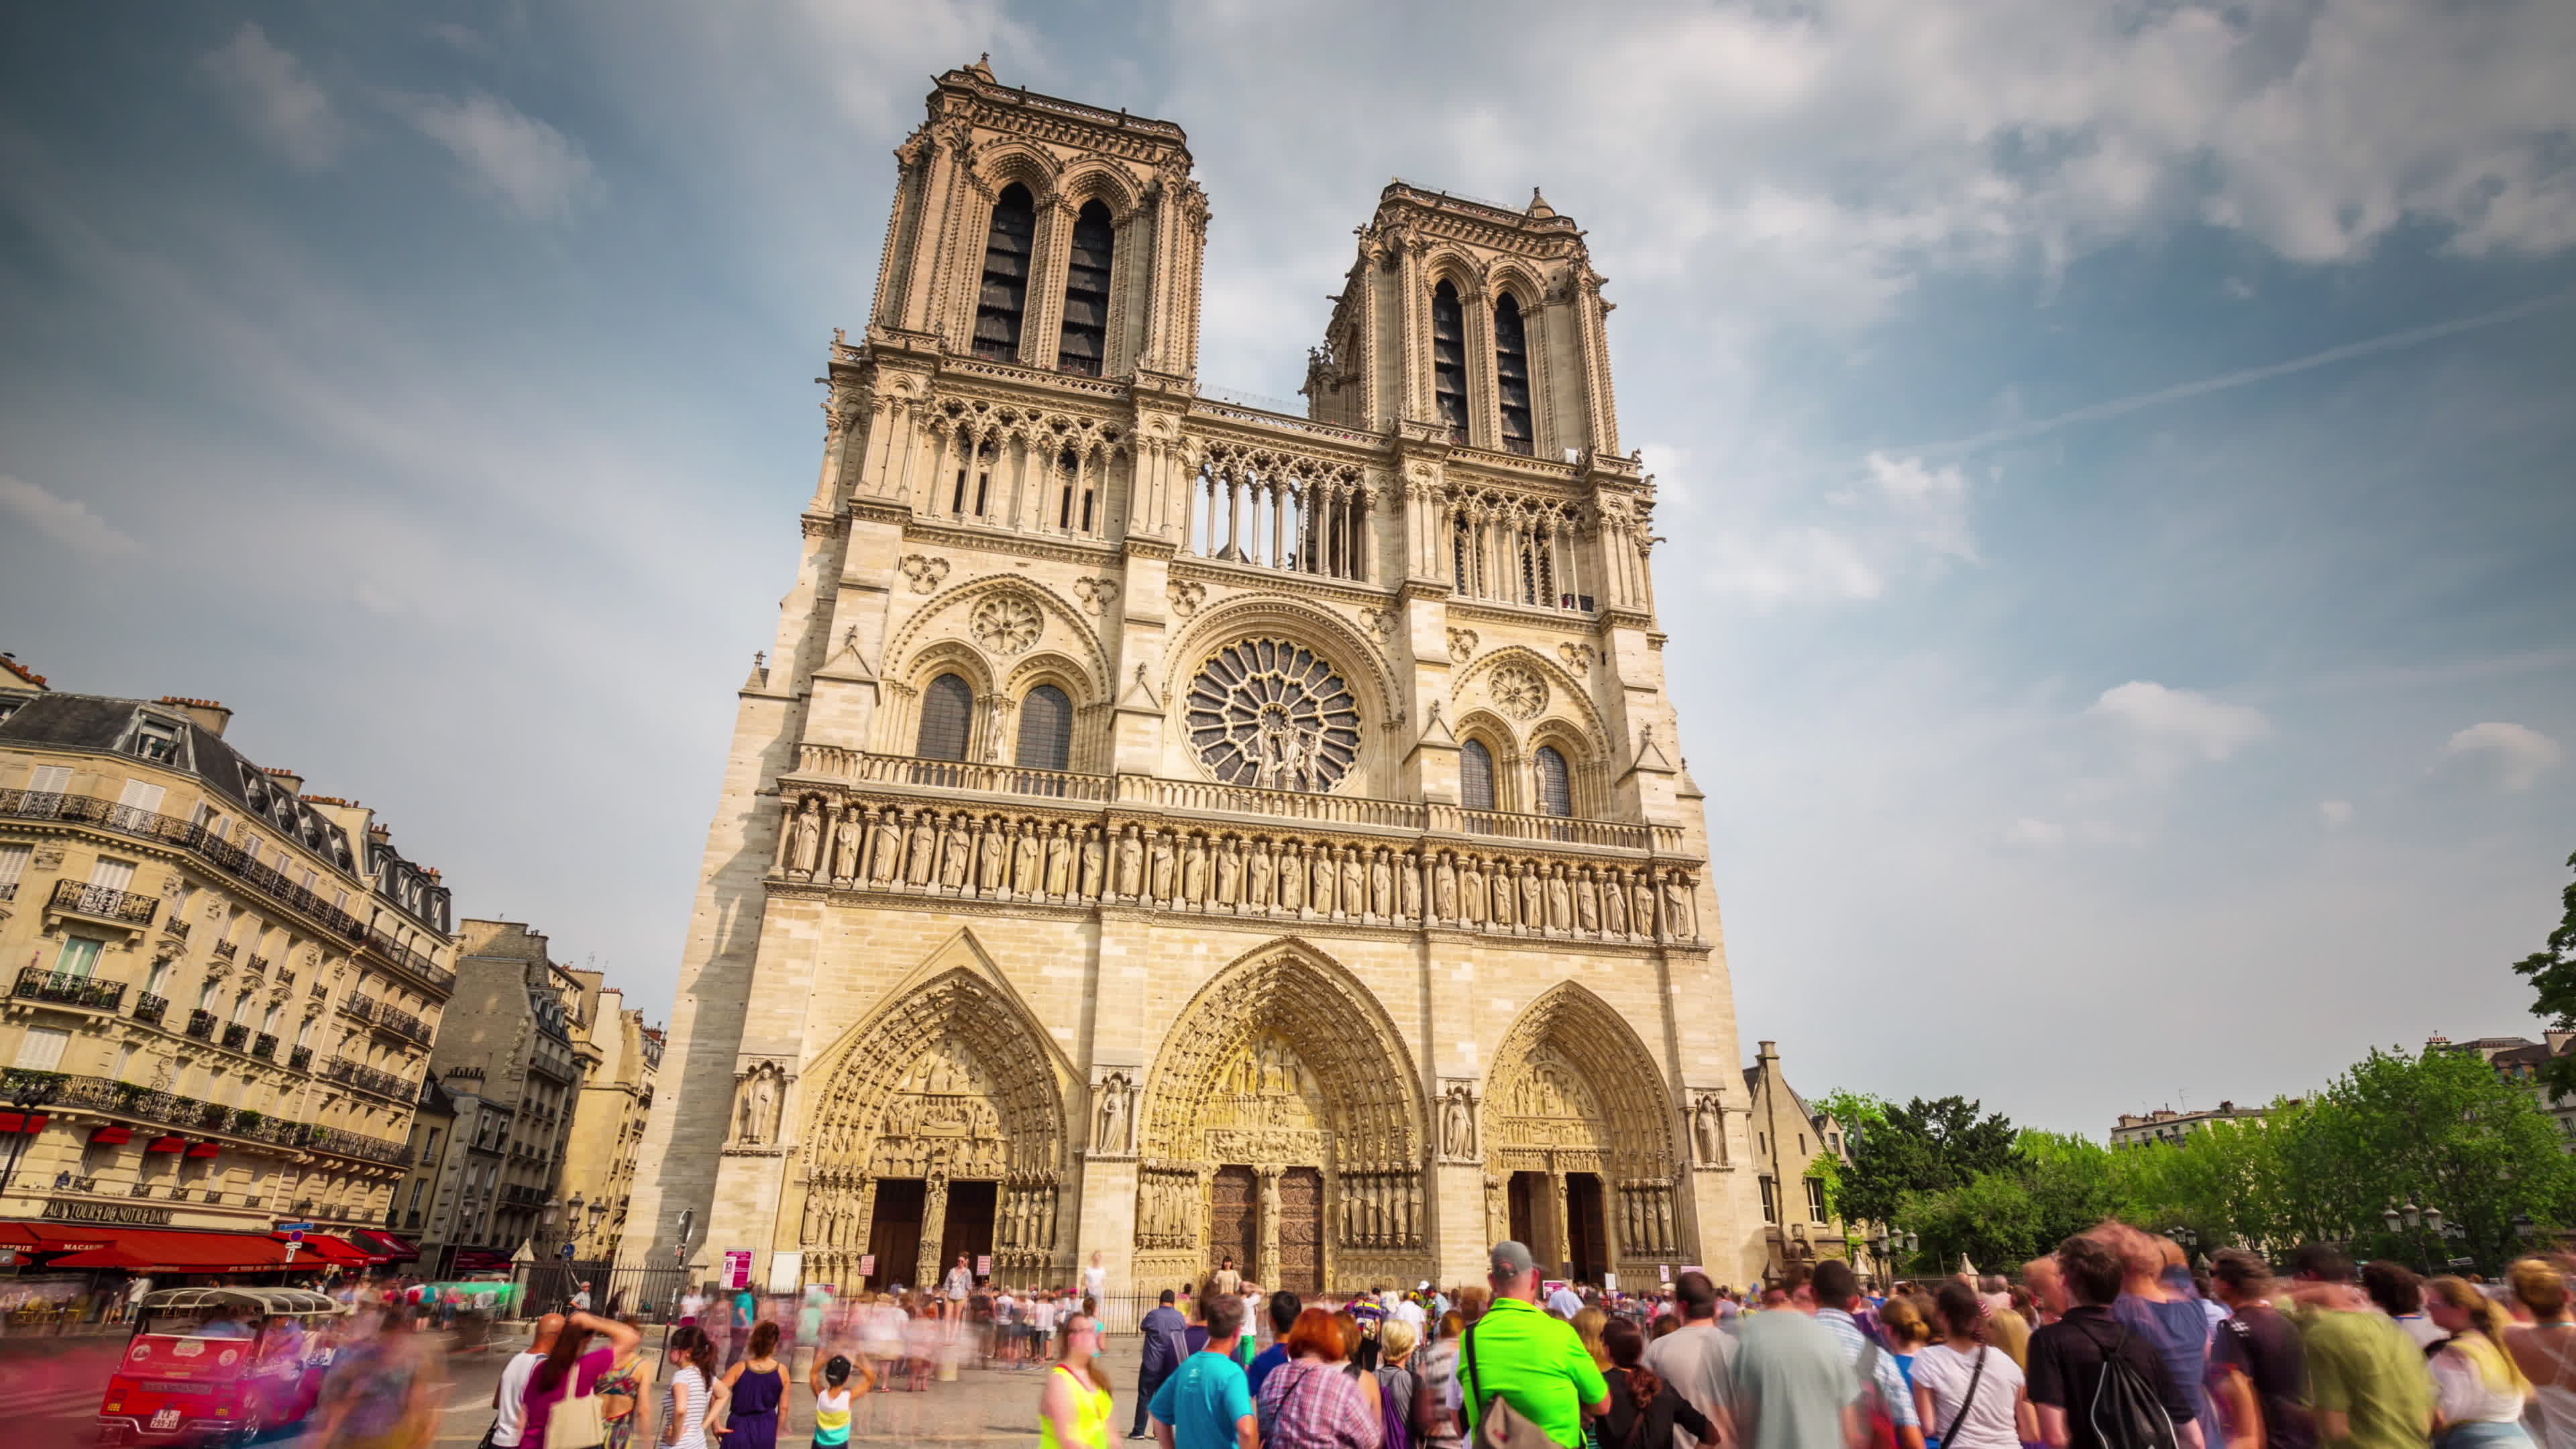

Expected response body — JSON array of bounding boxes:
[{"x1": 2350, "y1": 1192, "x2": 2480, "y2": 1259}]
[
  {"x1": 1460, "y1": 738, "x2": 1497, "y2": 813},
  {"x1": 1431, "y1": 280, "x2": 1469, "y2": 439},
  {"x1": 916, "y1": 673, "x2": 975, "y2": 761},
  {"x1": 1015, "y1": 684, "x2": 1073, "y2": 772},
  {"x1": 1534, "y1": 745, "x2": 1573, "y2": 818},
  {"x1": 1059, "y1": 199, "x2": 1115, "y2": 377},
  {"x1": 973, "y1": 184, "x2": 1036, "y2": 362},
  {"x1": 1495, "y1": 293, "x2": 1534, "y2": 455}
]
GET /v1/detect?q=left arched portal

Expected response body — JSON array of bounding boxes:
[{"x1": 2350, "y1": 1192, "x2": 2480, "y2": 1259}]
[{"x1": 798, "y1": 965, "x2": 1071, "y2": 1290}]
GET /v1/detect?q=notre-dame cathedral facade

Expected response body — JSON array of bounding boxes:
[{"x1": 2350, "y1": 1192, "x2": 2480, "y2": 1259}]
[{"x1": 623, "y1": 58, "x2": 1764, "y2": 1297}]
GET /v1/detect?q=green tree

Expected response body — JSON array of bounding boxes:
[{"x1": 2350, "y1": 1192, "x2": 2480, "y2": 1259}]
[
  {"x1": 1807, "y1": 1089, "x2": 1892, "y2": 1222},
  {"x1": 2516, "y1": 849, "x2": 2576, "y2": 1099},
  {"x1": 1837, "y1": 1094, "x2": 2018, "y2": 1229}
]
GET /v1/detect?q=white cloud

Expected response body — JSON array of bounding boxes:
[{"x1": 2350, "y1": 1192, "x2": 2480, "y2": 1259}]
[
  {"x1": 2438, "y1": 722, "x2": 2564, "y2": 792},
  {"x1": 2002, "y1": 816, "x2": 2067, "y2": 849},
  {"x1": 402, "y1": 94, "x2": 601, "y2": 223},
  {"x1": 2320, "y1": 799, "x2": 2355, "y2": 828},
  {"x1": 0, "y1": 475, "x2": 141, "y2": 558},
  {"x1": 199, "y1": 23, "x2": 342, "y2": 172},
  {"x1": 1700, "y1": 525, "x2": 1884, "y2": 606},
  {"x1": 2088, "y1": 681, "x2": 2275, "y2": 775},
  {"x1": 1865, "y1": 451, "x2": 1978, "y2": 563}
]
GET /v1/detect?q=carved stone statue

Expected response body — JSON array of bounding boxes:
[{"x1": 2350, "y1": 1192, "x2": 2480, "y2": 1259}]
[
  {"x1": 1311, "y1": 846, "x2": 1336, "y2": 915},
  {"x1": 1340, "y1": 849, "x2": 1364, "y2": 916},
  {"x1": 1664, "y1": 872, "x2": 1695, "y2": 938},
  {"x1": 1181, "y1": 836, "x2": 1208, "y2": 904},
  {"x1": 1215, "y1": 839, "x2": 1241, "y2": 906},
  {"x1": 979, "y1": 824, "x2": 1006, "y2": 892},
  {"x1": 1012, "y1": 824, "x2": 1041, "y2": 894},
  {"x1": 1279, "y1": 845, "x2": 1305, "y2": 912},
  {"x1": 1248, "y1": 843, "x2": 1275, "y2": 910},
  {"x1": 1371, "y1": 849, "x2": 1393, "y2": 916},
  {"x1": 1521, "y1": 863, "x2": 1546, "y2": 928},
  {"x1": 1604, "y1": 870, "x2": 1629, "y2": 935},
  {"x1": 1400, "y1": 852, "x2": 1421, "y2": 918},
  {"x1": 870, "y1": 811, "x2": 902, "y2": 882},
  {"x1": 1631, "y1": 875, "x2": 1656, "y2": 937},
  {"x1": 737, "y1": 1062, "x2": 782, "y2": 1144},
  {"x1": 1433, "y1": 854, "x2": 1457, "y2": 921},
  {"x1": 906, "y1": 813, "x2": 937, "y2": 885},
  {"x1": 1545, "y1": 865, "x2": 1572, "y2": 930},
  {"x1": 1458, "y1": 858, "x2": 1484, "y2": 924},
  {"x1": 790, "y1": 802, "x2": 822, "y2": 876},
  {"x1": 941, "y1": 822, "x2": 971, "y2": 890},
  {"x1": 1115, "y1": 827, "x2": 1143, "y2": 898},
  {"x1": 1575, "y1": 869, "x2": 1600, "y2": 933},
  {"x1": 1148, "y1": 833, "x2": 1176, "y2": 901},
  {"x1": 1440, "y1": 1086, "x2": 1476, "y2": 1159},
  {"x1": 1044, "y1": 824, "x2": 1073, "y2": 897},
  {"x1": 830, "y1": 811, "x2": 860, "y2": 881},
  {"x1": 1693, "y1": 1095, "x2": 1726, "y2": 1165},
  {"x1": 1491, "y1": 862, "x2": 1516, "y2": 928},
  {"x1": 1079, "y1": 827, "x2": 1105, "y2": 898}
]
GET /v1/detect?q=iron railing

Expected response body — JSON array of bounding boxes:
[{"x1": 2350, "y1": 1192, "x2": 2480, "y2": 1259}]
[
  {"x1": 131, "y1": 991, "x2": 167, "y2": 1025},
  {"x1": 247, "y1": 955, "x2": 270, "y2": 975},
  {"x1": 221, "y1": 1022, "x2": 250, "y2": 1051},
  {"x1": 185, "y1": 1009, "x2": 216, "y2": 1038},
  {"x1": 211, "y1": 940, "x2": 237, "y2": 961},
  {"x1": 14, "y1": 965, "x2": 127, "y2": 1011},
  {"x1": 250, "y1": 1032, "x2": 276, "y2": 1061},
  {"x1": 46, "y1": 877, "x2": 158, "y2": 927},
  {"x1": 288, "y1": 1046, "x2": 312, "y2": 1072},
  {"x1": 323, "y1": 1057, "x2": 416, "y2": 1102},
  {"x1": 340, "y1": 992, "x2": 435, "y2": 1046}
]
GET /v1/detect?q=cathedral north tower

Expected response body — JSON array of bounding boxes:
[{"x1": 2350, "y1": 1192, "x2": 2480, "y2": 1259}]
[{"x1": 625, "y1": 58, "x2": 1760, "y2": 1299}]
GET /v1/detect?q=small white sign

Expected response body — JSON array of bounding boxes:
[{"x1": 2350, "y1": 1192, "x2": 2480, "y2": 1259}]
[{"x1": 769, "y1": 1250, "x2": 804, "y2": 1295}]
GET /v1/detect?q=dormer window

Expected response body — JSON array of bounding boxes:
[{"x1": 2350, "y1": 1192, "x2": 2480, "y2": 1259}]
[{"x1": 134, "y1": 717, "x2": 181, "y2": 763}]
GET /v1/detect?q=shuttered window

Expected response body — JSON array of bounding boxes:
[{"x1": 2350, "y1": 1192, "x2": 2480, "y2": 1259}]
[
  {"x1": 1059, "y1": 201, "x2": 1115, "y2": 376},
  {"x1": 1015, "y1": 684, "x2": 1073, "y2": 771},
  {"x1": 1534, "y1": 746, "x2": 1573, "y2": 818},
  {"x1": 973, "y1": 185, "x2": 1036, "y2": 362},
  {"x1": 916, "y1": 674, "x2": 975, "y2": 761},
  {"x1": 1495, "y1": 294, "x2": 1534, "y2": 455},
  {"x1": 1460, "y1": 739, "x2": 1496, "y2": 812}
]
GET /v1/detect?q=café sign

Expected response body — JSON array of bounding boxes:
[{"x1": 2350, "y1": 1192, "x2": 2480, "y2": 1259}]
[{"x1": 42, "y1": 1198, "x2": 174, "y2": 1227}]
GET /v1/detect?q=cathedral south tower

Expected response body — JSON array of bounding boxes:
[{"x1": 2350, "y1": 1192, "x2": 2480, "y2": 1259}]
[{"x1": 624, "y1": 58, "x2": 1762, "y2": 1297}]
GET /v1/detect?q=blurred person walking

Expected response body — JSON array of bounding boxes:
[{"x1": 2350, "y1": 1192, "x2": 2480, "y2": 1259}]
[
  {"x1": 2424, "y1": 1277, "x2": 2532, "y2": 1449},
  {"x1": 2288, "y1": 1246, "x2": 2429, "y2": 1449},
  {"x1": 1601, "y1": 1318, "x2": 1717, "y2": 1448},
  {"x1": 2027, "y1": 1235, "x2": 2197, "y2": 1449},
  {"x1": 660, "y1": 1325, "x2": 719, "y2": 1449},
  {"x1": 307, "y1": 1306, "x2": 447, "y2": 1449},
  {"x1": 2504, "y1": 1260, "x2": 2576, "y2": 1449},
  {"x1": 1041, "y1": 1310, "x2": 1114, "y2": 1449},
  {"x1": 1642, "y1": 1271, "x2": 1737, "y2": 1449}
]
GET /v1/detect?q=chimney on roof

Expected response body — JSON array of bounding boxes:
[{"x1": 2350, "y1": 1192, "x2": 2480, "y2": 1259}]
[
  {"x1": 157, "y1": 696, "x2": 232, "y2": 737},
  {"x1": 2218, "y1": 1100, "x2": 2235, "y2": 1113},
  {"x1": 262, "y1": 763, "x2": 305, "y2": 796}
]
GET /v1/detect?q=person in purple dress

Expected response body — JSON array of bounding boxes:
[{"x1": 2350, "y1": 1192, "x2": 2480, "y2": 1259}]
[{"x1": 714, "y1": 1320, "x2": 791, "y2": 1449}]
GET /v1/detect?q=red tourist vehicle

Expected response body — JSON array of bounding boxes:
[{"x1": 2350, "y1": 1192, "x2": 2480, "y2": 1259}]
[{"x1": 95, "y1": 1287, "x2": 347, "y2": 1446}]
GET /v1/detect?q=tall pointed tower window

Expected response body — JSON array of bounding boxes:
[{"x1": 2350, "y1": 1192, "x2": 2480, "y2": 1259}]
[
  {"x1": 1534, "y1": 745, "x2": 1573, "y2": 817},
  {"x1": 1015, "y1": 684, "x2": 1073, "y2": 771},
  {"x1": 1059, "y1": 200, "x2": 1115, "y2": 377},
  {"x1": 973, "y1": 184, "x2": 1036, "y2": 362},
  {"x1": 1495, "y1": 294, "x2": 1535, "y2": 455},
  {"x1": 1431, "y1": 280, "x2": 1470, "y2": 439}
]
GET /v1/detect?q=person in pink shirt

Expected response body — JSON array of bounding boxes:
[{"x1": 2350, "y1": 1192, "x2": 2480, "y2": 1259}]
[{"x1": 522, "y1": 1309, "x2": 643, "y2": 1448}]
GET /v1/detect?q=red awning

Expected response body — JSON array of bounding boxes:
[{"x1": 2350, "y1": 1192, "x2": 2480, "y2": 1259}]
[
  {"x1": 352, "y1": 1230, "x2": 420, "y2": 1263},
  {"x1": 0, "y1": 1113, "x2": 47, "y2": 1134},
  {"x1": 183, "y1": 1142, "x2": 222, "y2": 1159},
  {"x1": 144, "y1": 1135, "x2": 186, "y2": 1154},
  {"x1": 45, "y1": 1227, "x2": 295, "y2": 1273},
  {"x1": 90, "y1": 1126, "x2": 133, "y2": 1146},
  {"x1": 293, "y1": 1234, "x2": 372, "y2": 1266}
]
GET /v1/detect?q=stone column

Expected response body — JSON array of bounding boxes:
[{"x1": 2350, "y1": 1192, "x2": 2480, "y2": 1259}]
[{"x1": 1258, "y1": 1167, "x2": 1283, "y2": 1287}]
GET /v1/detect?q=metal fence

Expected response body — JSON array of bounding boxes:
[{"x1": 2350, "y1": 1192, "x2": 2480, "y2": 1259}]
[{"x1": 515, "y1": 1259, "x2": 697, "y2": 1323}]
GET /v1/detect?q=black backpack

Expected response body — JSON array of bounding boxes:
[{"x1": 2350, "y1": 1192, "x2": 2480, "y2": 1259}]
[{"x1": 2078, "y1": 1319, "x2": 2181, "y2": 1449}]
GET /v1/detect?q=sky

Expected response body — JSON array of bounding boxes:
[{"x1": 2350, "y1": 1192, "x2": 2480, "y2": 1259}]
[{"x1": 1, "y1": 1, "x2": 2571, "y2": 1136}]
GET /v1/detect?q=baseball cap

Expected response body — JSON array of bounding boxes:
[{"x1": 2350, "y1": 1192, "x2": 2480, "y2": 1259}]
[{"x1": 1490, "y1": 1241, "x2": 1536, "y2": 1277}]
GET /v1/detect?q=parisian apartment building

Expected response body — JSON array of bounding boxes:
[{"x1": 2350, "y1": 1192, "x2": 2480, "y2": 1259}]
[{"x1": 0, "y1": 657, "x2": 454, "y2": 1239}]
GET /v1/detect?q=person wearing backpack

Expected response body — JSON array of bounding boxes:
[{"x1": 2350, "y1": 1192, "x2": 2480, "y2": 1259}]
[{"x1": 2027, "y1": 1235, "x2": 2199, "y2": 1449}]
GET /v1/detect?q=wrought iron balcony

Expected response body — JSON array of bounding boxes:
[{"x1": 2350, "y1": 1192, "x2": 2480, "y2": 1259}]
[
  {"x1": 13, "y1": 965, "x2": 127, "y2": 1012},
  {"x1": 250, "y1": 1032, "x2": 276, "y2": 1061},
  {"x1": 211, "y1": 940, "x2": 237, "y2": 961},
  {"x1": 247, "y1": 955, "x2": 270, "y2": 975},
  {"x1": 184, "y1": 1010, "x2": 217, "y2": 1040},
  {"x1": 46, "y1": 877, "x2": 158, "y2": 928},
  {"x1": 129, "y1": 1181, "x2": 154, "y2": 1198},
  {"x1": 220, "y1": 1022, "x2": 249, "y2": 1051},
  {"x1": 323, "y1": 1057, "x2": 416, "y2": 1101},
  {"x1": 131, "y1": 992, "x2": 167, "y2": 1025},
  {"x1": 288, "y1": 1045, "x2": 312, "y2": 1072},
  {"x1": 161, "y1": 916, "x2": 191, "y2": 942},
  {"x1": 301, "y1": 1124, "x2": 409, "y2": 1166},
  {"x1": 339, "y1": 992, "x2": 435, "y2": 1046},
  {"x1": 49, "y1": 1172, "x2": 97, "y2": 1193}
]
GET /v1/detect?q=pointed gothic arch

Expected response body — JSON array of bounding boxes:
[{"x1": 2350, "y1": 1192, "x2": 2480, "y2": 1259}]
[
  {"x1": 1481, "y1": 982, "x2": 1685, "y2": 1278},
  {"x1": 1134, "y1": 938, "x2": 1430, "y2": 1293},
  {"x1": 799, "y1": 939, "x2": 1077, "y2": 1287}
]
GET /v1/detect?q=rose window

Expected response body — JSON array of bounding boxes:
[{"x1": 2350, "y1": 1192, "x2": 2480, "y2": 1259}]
[
  {"x1": 1489, "y1": 664, "x2": 1547, "y2": 720},
  {"x1": 1185, "y1": 639, "x2": 1362, "y2": 793},
  {"x1": 971, "y1": 594, "x2": 1042, "y2": 655}
]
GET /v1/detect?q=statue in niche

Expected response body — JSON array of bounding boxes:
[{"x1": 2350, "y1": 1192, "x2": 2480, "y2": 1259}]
[
  {"x1": 1521, "y1": 863, "x2": 1545, "y2": 928},
  {"x1": 736, "y1": 1061, "x2": 783, "y2": 1144},
  {"x1": 1094, "y1": 1074, "x2": 1134, "y2": 1155},
  {"x1": 941, "y1": 822, "x2": 972, "y2": 890},
  {"x1": 1115, "y1": 827, "x2": 1143, "y2": 898},
  {"x1": 1604, "y1": 871, "x2": 1629, "y2": 934},
  {"x1": 1370, "y1": 848, "x2": 1393, "y2": 916},
  {"x1": 790, "y1": 802, "x2": 822, "y2": 875},
  {"x1": 1340, "y1": 848, "x2": 1364, "y2": 916},
  {"x1": 906, "y1": 814, "x2": 937, "y2": 884},
  {"x1": 1693, "y1": 1095, "x2": 1726, "y2": 1165},
  {"x1": 1279, "y1": 845, "x2": 1305, "y2": 911},
  {"x1": 1433, "y1": 854, "x2": 1457, "y2": 921},
  {"x1": 1182, "y1": 836, "x2": 1207, "y2": 904},
  {"x1": 830, "y1": 811, "x2": 860, "y2": 881},
  {"x1": 1459, "y1": 858, "x2": 1484, "y2": 925},
  {"x1": 979, "y1": 824, "x2": 1006, "y2": 891},
  {"x1": 1013, "y1": 824, "x2": 1042, "y2": 894},
  {"x1": 869, "y1": 811, "x2": 902, "y2": 882},
  {"x1": 1664, "y1": 873, "x2": 1695, "y2": 937},
  {"x1": 1148, "y1": 833, "x2": 1176, "y2": 901},
  {"x1": 1310, "y1": 846, "x2": 1335, "y2": 914},
  {"x1": 1216, "y1": 839, "x2": 1242, "y2": 906},
  {"x1": 1400, "y1": 851, "x2": 1421, "y2": 918},
  {"x1": 1440, "y1": 1085, "x2": 1476, "y2": 1159},
  {"x1": 1632, "y1": 875, "x2": 1658, "y2": 937},
  {"x1": 1080, "y1": 827, "x2": 1105, "y2": 898},
  {"x1": 1546, "y1": 865, "x2": 1571, "y2": 930},
  {"x1": 1575, "y1": 869, "x2": 1600, "y2": 933},
  {"x1": 1045, "y1": 824, "x2": 1073, "y2": 897},
  {"x1": 1491, "y1": 863, "x2": 1516, "y2": 928},
  {"x1": 1247, "y1": 842, "x2": 1273, "y2": 910}
]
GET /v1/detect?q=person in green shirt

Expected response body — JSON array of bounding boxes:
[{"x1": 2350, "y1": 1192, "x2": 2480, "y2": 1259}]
[
  {"x1": 2292, "y1": 1245, "x2": 2434, "y2": 1449},
  {"x1": 1460, "y1": 1241, "x2": 1610, "y2": 1448}
]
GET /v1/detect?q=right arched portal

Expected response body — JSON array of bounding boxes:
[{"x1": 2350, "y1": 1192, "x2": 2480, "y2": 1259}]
[{"x1": 1483, "y1": 983, "x2": 1684, "y2": 1285}]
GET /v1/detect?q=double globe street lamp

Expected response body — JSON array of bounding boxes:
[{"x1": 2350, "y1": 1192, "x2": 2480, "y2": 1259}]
[{"x1": 1870, "y1": 1228, "x2": 1920, "y2": 1289}]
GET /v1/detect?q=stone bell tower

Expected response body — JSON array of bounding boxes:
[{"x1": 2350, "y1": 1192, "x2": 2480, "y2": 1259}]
[{"x1": 625, "y1": 58, "x2": 1764, "y2": 1300}]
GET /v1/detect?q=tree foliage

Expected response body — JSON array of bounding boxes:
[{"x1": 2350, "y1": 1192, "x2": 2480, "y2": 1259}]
[
  {"x1": 1869, "y1": 1046, "x2": 2576, "y2": 1277},
  {"x1": 2516, "y1": 849, "x2": 2576, "y2": 1099},
  {"x1": 1835, "y1": 1094, "x2": 2019, "y2": 1230}
]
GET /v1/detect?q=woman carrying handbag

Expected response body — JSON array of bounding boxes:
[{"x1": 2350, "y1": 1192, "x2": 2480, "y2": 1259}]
[{"x1": 524, "y1": 1311, "x2": 645, "y2": 1449}]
